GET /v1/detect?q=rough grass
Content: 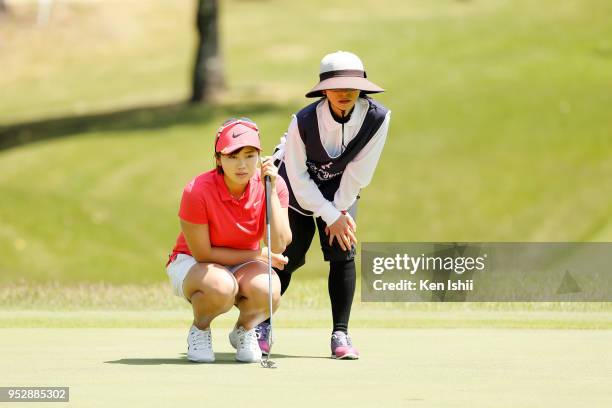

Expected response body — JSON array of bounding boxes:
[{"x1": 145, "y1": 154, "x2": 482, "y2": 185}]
[
  {"x1": 1, "y1": 282, "x2": 610, "y2": 329},
  {"x1": 2, "y1": 280, "x2": 612, "y2": 311}
]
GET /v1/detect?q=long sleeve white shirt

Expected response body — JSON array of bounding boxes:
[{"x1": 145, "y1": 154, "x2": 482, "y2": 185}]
[{"x1": 278, "y1": 98, "x2": 391, "y2": 226}]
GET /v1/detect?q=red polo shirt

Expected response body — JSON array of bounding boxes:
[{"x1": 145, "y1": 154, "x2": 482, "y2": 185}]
[{"x1": 170, "y1": 169, "x2": 289, "y2": 260}]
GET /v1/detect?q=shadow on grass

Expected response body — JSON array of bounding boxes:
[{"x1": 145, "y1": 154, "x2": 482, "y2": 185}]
[
  {"x1": 0, "y1": 101, "x2": 287, "y2": 151},
  {"x1": 105, "y1": 352, "x2": 329, "y2": 366}
]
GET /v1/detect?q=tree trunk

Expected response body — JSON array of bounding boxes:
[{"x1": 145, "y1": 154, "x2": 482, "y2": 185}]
[{"x1": 190, "y1": 0, "x2": 224, "y2": 103}]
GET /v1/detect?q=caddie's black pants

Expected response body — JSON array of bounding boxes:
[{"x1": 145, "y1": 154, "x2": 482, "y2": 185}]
[{"x1": 272, "y1": 200, "x2": 358, "y2": 334}]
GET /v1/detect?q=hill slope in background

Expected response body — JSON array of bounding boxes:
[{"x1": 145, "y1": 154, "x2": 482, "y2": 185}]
[{"x1": 0, "y1": 0, "x2": 610, "y2": 283}]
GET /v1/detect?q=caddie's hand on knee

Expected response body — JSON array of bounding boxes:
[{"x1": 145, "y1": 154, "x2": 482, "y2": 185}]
[
  {"x1": 326, "y1": 213, "x2": 358, "y2": 251},
  {"x1": 260, "y1": 156, "x2": 278, "y2": 185},
  {"x1": 345, "y1": 212, "x2": 357, "y2": 233}
]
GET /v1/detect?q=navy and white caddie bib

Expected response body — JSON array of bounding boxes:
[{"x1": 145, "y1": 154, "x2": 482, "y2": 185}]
[{"x1": 278, "y1": 97, "x2": 388, "y2": 216}]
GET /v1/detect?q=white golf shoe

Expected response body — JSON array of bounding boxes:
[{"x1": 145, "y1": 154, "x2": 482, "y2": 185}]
[
  {"x1": 187, "y1": 324, "x2": 214, "y2": 363},
  {"x1": 229, "y1": 325, "x2": 262, "y2": 363}
]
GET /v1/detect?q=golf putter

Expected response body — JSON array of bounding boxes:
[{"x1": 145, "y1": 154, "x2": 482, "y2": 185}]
[{"x1": 261, "y1": 174, "x2": 277, "y2": 369}]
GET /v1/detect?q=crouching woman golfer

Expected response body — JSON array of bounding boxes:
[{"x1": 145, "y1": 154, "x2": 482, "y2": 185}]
[{"x1": 166, "y1": 118, "x2": 292, "y2": 363}]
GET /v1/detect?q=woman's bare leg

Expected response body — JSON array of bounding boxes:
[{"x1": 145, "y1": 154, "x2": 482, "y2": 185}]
[
  {"x1": 182, "y1": 263, "x2": 238, "y2": 329},
  {"x1": 233, "y1": 261, "x2": 281, "y2": 330}
]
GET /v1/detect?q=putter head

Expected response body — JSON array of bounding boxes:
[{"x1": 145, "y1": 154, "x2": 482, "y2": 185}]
[{"x1": 260, "y1": 356, "x2": 277, "y2": 369}]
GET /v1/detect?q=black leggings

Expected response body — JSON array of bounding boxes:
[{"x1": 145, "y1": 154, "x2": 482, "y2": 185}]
[
  {"x1": 271, "y1": 205, "x2": 358, "y2": 334},
  {"x1": 275, "y1": 259, "x2": 355, "y2": 334}
]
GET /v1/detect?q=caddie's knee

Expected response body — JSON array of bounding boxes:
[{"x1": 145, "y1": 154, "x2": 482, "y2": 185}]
[{"x1": 284, "y1": 256, "x2": 306, "y2": 274}]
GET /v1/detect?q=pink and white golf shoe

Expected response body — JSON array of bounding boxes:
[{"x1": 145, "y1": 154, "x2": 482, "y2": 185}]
[{"x1": 331, "y1": 331, "x2": 359, "y2": 360}]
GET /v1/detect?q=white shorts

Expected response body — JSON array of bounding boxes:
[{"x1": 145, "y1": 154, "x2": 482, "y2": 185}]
[{"x1": 165, "y1": 254, "x2": 263, "y2": 300}]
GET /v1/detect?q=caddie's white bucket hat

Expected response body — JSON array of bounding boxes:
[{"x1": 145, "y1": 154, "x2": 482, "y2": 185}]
[{"x1": 305, "y1": 51, "x2": 385, "y2": 98}]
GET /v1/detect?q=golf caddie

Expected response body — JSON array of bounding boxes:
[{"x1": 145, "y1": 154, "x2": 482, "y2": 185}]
[
  {"x1": 165, "y1": 118, "x2": 292, "y2": 363},
  {"x1": 256, "y1": 51, "x2": 391, "y2": 359}
]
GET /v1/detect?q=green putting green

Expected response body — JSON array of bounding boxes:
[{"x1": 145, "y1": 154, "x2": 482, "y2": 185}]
[{"x1": 1, "y1": 327, "x2": 610, "y2": 407}]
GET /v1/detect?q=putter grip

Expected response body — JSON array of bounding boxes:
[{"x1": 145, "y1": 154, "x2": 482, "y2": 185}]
[{"x1": 264, "y1": 175, "x2": 272, "y2": 226}]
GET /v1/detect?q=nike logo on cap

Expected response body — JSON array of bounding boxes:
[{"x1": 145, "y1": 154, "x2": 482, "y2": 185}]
[{"x1": 232, "y1": 131, "x2": 247, "y2": 138}]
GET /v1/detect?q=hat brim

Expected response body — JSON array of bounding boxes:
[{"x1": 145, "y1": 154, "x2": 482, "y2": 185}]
[
  {"x1": 219, "y1": 143, "x2": 261, "y2": 155},
  {"x1": 305, "y1": 77, "x2": 384, "y2": 98}
]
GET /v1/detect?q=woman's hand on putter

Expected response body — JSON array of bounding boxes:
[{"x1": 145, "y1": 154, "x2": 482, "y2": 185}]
[
  {"x1": 325, "y1": 212, "x2": 357, "y2": 251},
  {"x1": 271, "y1": 252, "x2": 289, "y2": 270},
  {"x1": 260, "y1": 247, "x2": 289, "y2": 270},
  {"x1": 260, "y1": 156, "x2": 278, "y2": 185}
]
